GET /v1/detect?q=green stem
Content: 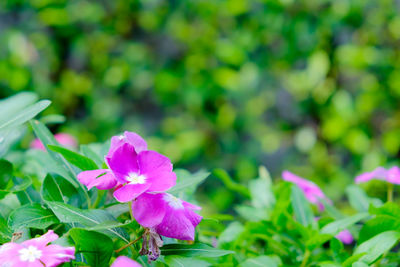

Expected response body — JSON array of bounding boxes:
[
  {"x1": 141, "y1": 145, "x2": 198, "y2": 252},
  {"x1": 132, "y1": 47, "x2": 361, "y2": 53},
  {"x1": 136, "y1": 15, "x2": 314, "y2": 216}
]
[
  {"x1": 387, "y1": 183, "x2": 394, "y2": 202},
  {"x1": 92, "y1": 190, "x2": 106, "y2": 208},
  {"x1": 300, "y1": 249, "x2": 311, "y2": 267}
]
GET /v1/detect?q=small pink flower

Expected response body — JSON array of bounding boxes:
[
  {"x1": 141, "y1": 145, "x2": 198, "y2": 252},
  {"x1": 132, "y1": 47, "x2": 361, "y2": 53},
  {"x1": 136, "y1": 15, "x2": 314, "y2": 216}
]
[
  {"x1": 111, "y1": 256, "x2": 142, "y2": 267},
  {"x1": 335, "y1": 229, "x2": 354, "y2": 244},
  {"x1": 282, "y1": 170, "x2": 329, "y2": 211},
  {"x1": 31, "y1": 133, "x2": 78, "y2": 150},
  {"x1": 355, "y1": 166, "x2": 400, "y2": 184},
  {"x1": 106, "y1": 144, "x2": 176, "y2": 202},
  {"x1": 0, "y1": 230, "x2": 75, "y2": 267},
  {"x1": 132, "y1": 192, "x2": 202, "y2": 240}
]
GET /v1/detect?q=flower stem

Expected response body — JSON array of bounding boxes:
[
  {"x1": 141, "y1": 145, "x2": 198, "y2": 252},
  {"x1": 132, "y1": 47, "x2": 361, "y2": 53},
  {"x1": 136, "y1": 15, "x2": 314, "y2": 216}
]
[
  {"x1": 92, "y1": 189, "x2": 106, "y2": 208},
  {"x1": 387, "y1": 183, "x2": 394, "y2": 202},
  {"x1": 115, "y1": 233, "x2": 144, "y2": 253},
  {"x1": 300, "y1": 249, "x2": 311, "y2": 267}
]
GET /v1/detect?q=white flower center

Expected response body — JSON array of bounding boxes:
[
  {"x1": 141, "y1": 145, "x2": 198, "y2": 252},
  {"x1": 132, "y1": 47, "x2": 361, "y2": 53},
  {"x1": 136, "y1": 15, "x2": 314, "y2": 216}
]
[
  {"x1": 126, "y1": 172, "x2": 146, "y2": 184},
  {"x1": 118, "y1": 135, "x2": 125, "y2": 140},
  {"x1": 163, "y1": 193, "x2": 184, "y2": 209},
  {"x1": 19, "y1": 246, "x2": 42, "y2": 262}
]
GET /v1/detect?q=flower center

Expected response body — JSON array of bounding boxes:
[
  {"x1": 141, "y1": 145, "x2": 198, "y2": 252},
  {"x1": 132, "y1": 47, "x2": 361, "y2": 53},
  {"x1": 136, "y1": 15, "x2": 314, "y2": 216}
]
[
  {"x1": 163, "y1": 193, "x2": 184, "y2": 209},
  {"x1": 19, "y1": 246, "x2": 42, "y2": 262},
  {"x1": 126, "y1": 172, "x2": 146, "y2": 184},
  {"x1": 118, "y1": 135, "x2": 125, "y2": 140}
]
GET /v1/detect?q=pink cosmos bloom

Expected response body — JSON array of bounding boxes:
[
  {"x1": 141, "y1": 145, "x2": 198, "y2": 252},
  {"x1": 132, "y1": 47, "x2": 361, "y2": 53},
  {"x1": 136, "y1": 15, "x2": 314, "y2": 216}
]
[
  {"x1": 106, "y1": 144, "x2": 177, "y2": 202},
  {"x1": 132, "y1": 192, "x2": 202, "y2": 240},
  {"x1": 31, "y1": 133, "x2": 78, "y2": 150},
  {"x1": 78, "y1": 131, "x2": 149, "y2": 192},
  {"x1": 335, "y1": 229, "x2": 354, "y2": 245},
  {"x1": 0, "y1": 230, "x2": 75, "y2": 267},
  {"x1": 355, "y1": 166, "x2": 400, "y2": 184},
  {"x1": 111, "y1": 256, "x2": 142, "y2": 267},
  {"x1": 282, "y1": 170, "x2": 329, "y2": 211}
]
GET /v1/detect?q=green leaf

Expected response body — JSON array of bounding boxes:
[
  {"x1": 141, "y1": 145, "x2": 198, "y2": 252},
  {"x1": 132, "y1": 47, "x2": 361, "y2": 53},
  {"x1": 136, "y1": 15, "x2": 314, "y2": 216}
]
[
  {"x1": 30, "y1": 120, "x2": 79, "y2": 187},
  {"x1": 0, "y1": 159, "x2": 12, "y2": 189},
  {"x1": 8, "y1": 203, "x2": 59, "y2": 231},
  {"x1": 46, "y1": 201, "x2": 129, "y2": 243},
  {"x1": 318, "y1": 262, "x2": 342, "y2": 267},
  {"x1": 69, "y1": 228, "x2": 113, "y2": 267},
  {"x1": 168, "y1": 169, "x2": 209, "y2": 195},
  {"x1": 164, "y1": 256, "x2": 211, "y2": 267},
  {"x1": 346, "y1": 185, "x2": 382, "y2": 212},
  {"x1": 218, "y1": 221, "x2": 244, "y2": 245},
  {"x1": 48, "y1": 145, "x2": 99, "y2": 171},
  {"x1": 161, "y1": 243, "x2": 234, "y2": 257},
  {"x1": 239, "y1": 255, "x2": 279, "y2": 267},
  {"x1": 249, "y1": 166, "x2": 275, "y2": 209},
  {"x1": 354, "y1": 231, "x2": 400, "y2": 264},
  {"x1": 0, "y1": 100, "x2": 50, "y2": 131},
  {"x1": 352, "y1": 262, "x2": 369, "y2": 267},
  {"x1": 359, "y1": 215, "x2": 400, "y2": 243},
  {"x1": 321, "y1": 213, "x2": 369, "y2": 235},
  {"x1": 0, "y1": 92, "x2": 37, "y2": 120},
  {"x1": 291, "y1": 184, "x2": 315, "y2": 227},
  {"x1": 41, "y1": 174, "x2": 81, "y2": 206}
]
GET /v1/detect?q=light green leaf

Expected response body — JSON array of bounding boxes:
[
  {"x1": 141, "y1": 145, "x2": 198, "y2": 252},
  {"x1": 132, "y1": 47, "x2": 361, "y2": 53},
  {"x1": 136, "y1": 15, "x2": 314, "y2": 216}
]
[
  {"x1": 161, "y1": 243, "x2": 234, "y2": 257},
  {"x1": 41, "y1": 174, "x2": 81, "y2": 206},
  {"x1": 354, "y1": 231, "x2": 400, "y2": 264},
  {"x1": 346, "y1": 185, "x2": 382, "y2": 212},
  {"x1": 168, "y1": 169, "x2": 209, "y2": 195},
  {"x1": 8, "y1": 203, "x2": 59, "y2": 231},
  {"x1": 46, "y1": 201, "x2": 129, "y2": 243},
  {"x1": 0, "y1": 100, "x2": 50, "y2": 131},
  {"x1": 321, "y1": 213, "x2": 369, "y2": 235},
  {"x1": 291, "y1": 185, "x2": 315, "y2": 227},
  {"x1": 165, "y1": 255, "x2": 211, "y2": 267},
  {"x1": 249, "y1": 166, "x2": 275, "y2": 209},
  {"x1": 240, "y1": 256, "x2": 279, "y2": 267}
]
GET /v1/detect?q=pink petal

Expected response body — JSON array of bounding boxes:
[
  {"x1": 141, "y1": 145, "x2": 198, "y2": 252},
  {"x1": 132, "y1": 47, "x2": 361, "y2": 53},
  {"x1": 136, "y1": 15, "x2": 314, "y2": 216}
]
[
  {"x1": 132, "y1": 193, "x2": 167, "y2": 227},
  {"x1": 22, "y1": 230, "x2": 59, "y2": 248},
  {"x1": 113, "y1": 183, "x2": 151, "y2": 202},
  {"x1": 107, "y1": 131, "x2": 147, "y2": 158},
  {"x1": 156, "y1": 208, "x2": 196, "y2": 240},
  {"x1": 138, "y1": 151, "x2": 173, "y2": 174},
  {"x1": 107, "y1": 144, "x2": 140, "y2": 183},
  {"x1": 77, "y1": 169, "x2": 117, "y2": 190},
  {"x1": 41, "y1": 245, "x2": 75, "y2": 267},
  {"x1": 111, "y1": 256, "x2": 142, "y2": 267},
  {"x1": 0, "y1": 243, "x2": 22, "y2": 264},
  {"x1": 138, "y1": 151, "x2": 176, "y2": 192},
  {"x1": 30, "y1": 138, "x2": 45, "y2": 150},
  {"x1": 335, "y1": 229, "x2": 354, "y2": 245},
  {"x1": 355, "y1": 167, "x2": 388, "y2": 184},
  {"x1": 387, "y1": 166, "x2": 400, "y2": 184},
  {"x1": 54, "y1": 133, "x2": 78, "y2": 149},
  {"x1": 124, "y1": 131, "x2": 147, "y2": 154}
]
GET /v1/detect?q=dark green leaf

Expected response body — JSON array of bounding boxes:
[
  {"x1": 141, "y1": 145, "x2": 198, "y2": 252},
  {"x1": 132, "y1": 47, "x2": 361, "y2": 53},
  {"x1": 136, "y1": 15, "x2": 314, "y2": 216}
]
[
  {"x1": 8, "y1": 203, "x2": 59, "y2": 230},
  {"x1": 48, "y1": 145, "x2": 99, "y2": 171},
  {"x1": 70, "y1": 228, "x2": 113, "y2": 267}
]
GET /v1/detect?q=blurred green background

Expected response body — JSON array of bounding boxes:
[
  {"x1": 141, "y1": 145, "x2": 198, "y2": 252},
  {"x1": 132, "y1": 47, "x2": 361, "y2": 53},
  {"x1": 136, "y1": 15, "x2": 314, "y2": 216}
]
[{"x1": 1, "y1": 0, "x2": 400, "y2": 212}]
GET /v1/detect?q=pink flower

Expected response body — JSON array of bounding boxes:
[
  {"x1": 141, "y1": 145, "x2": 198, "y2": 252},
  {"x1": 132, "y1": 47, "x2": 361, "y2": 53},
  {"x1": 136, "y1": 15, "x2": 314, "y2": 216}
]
[
  {"x1": 0, "y1": 230, "x2": 75, "y2": 267},
  {"x1": 282, "y1": 170, "x2": 329, "y2": 211},
  {"x1": 335, "y1": 229, "x2": 354, "y2": 245},
  {"x1": 132, "y1": 192, "x2": 202, "y2": 240},
  {"x1": 106, "y1": 144, "x2": 176, "y2": 202},
  {"x1": 111, "y1": 256, "x2": 141, "y2": 267},
  {"x1": 355, "y1": 166, "x2": 400, "y2": 184},
  {"x1": 78, "y1": 131, "x2": 153, "y2": 193},
  {"x1": 31, "y1": 133, "x2": 78, "y2": 150}
]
